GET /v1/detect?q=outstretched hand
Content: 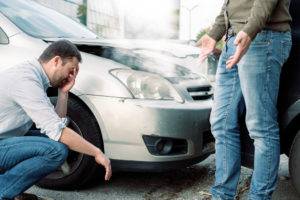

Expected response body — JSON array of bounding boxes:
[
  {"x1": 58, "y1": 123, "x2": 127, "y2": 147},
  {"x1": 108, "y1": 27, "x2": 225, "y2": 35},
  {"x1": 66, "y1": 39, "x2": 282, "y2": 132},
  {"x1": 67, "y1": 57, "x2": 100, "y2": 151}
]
[{"x1": 197, "y1": 34, "x2": 217, "y2": 62}]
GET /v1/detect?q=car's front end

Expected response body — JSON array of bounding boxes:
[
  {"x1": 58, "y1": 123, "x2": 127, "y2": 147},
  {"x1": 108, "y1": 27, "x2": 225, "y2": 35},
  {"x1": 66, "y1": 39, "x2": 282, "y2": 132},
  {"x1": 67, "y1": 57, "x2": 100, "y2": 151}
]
[
  {"x1": 61, "y1": 38, "x2": 215, "y2": 171},
  {"x1": 80, "y1": 68, "x2": 214, "y2": 171}
]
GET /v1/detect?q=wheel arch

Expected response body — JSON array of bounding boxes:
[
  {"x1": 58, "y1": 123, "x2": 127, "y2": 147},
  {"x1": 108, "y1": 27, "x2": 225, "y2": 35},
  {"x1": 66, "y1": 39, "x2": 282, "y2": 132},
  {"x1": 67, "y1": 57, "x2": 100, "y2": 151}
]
[
  {"x1": 280, "y1": 99, "x2": 300, "y2": 155},
  {"x1": 46, "y1": 87, "x2": 107, "y2": 152}
]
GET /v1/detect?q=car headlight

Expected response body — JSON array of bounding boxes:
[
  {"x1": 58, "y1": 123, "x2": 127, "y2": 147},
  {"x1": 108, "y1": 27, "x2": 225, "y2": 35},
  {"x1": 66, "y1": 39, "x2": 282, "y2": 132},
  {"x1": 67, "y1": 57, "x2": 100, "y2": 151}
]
[{"x1": 110, "y1": 69, "x2": 183, "y2": 103}]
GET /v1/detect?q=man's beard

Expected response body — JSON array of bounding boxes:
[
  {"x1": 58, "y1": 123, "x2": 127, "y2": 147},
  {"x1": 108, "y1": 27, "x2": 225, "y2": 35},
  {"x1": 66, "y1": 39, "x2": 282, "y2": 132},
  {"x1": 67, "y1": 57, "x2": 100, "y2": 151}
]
[{"x1": 51, "y1": 76, "x2": 68, "y2": 88}]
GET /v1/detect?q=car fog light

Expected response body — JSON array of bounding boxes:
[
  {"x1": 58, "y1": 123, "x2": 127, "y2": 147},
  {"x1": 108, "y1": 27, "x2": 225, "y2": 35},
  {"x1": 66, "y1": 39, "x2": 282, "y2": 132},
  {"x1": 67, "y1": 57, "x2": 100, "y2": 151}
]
[{"x1": 155, "y1": 139, "x2": 173, "y2": 155}]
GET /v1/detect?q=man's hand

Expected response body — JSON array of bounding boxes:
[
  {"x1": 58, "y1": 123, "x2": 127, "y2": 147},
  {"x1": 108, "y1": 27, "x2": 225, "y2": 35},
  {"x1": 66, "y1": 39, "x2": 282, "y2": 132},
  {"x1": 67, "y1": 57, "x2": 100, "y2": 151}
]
[
  {"x1": 95, "y1": 153, "x2": 112, "y2": 181},
  {"x1": 197, "y1": 34, "x2": 217, "y2": 62},
  {"x1": 60, "y1": 69, "x2": 78, "y2": 93},
  {"x1": 59, "y1": 128, "x2": 112, "y2": 181},
  {"x1": 226, "y1": 31, "x2": 252, "y2": 69}
]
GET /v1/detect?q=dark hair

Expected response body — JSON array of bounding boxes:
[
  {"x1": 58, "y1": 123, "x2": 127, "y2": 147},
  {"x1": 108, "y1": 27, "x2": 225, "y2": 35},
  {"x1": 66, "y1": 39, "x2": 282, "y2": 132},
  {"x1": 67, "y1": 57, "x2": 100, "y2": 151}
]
[{"x1": 38, "y1": 39, "x2": 82, "y2": 63}]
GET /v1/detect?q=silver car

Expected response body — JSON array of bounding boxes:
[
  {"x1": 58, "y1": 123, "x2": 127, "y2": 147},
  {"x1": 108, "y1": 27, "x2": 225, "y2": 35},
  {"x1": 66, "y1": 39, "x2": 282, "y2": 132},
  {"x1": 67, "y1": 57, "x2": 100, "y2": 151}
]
[{"x1": 0, "y1": 0, "x2": 214, "y2": 189}]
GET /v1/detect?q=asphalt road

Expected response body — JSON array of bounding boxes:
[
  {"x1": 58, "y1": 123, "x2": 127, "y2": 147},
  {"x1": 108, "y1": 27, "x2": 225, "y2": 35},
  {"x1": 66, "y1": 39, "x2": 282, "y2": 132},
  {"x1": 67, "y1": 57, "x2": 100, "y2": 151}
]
[{"x1": 28, "y1": 155, "x2": 299, "y2": 200}]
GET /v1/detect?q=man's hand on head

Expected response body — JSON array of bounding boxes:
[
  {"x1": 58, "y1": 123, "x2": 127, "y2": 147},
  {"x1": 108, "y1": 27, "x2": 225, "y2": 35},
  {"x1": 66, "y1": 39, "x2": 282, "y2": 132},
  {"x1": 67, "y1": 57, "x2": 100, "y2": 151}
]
[
  {"x1": 59, "y1": 69, "x2": 78, "y2": 93},
  {"x1": 197, "y1": 34, "x2": 217, "y2": 62},
  {"x1": 226, "y1": 31, "x2": 252, "y2": 69}
]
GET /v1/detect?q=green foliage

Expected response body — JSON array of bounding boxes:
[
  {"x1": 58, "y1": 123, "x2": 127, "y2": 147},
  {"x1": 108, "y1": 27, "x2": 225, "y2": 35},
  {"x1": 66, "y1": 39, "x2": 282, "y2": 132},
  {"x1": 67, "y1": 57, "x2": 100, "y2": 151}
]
[
  {"x1": 196, "y1": 27, "x2": 210, "y2": 41},
  {"x1": 77, "y1": 3, "x2": 87, "y2": 25}
]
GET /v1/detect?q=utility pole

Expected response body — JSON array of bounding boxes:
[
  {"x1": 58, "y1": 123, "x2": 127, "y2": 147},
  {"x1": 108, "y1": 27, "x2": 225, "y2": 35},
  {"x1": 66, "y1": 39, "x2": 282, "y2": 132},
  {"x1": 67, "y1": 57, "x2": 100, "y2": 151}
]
[{"x1": 181, "y1": 4, "x2": 199, "y2": 40}]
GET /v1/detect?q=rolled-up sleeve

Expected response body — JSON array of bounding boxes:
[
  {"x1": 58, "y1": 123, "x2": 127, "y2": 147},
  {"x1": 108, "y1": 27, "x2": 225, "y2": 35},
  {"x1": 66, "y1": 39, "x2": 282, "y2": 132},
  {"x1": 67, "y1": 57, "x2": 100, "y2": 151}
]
[
  {"x1": 208, "y1": 0, "x2": 227, "y2": 42},
  {"x1": 10, "y1": 77, "x2": 67, "y2": 141}
]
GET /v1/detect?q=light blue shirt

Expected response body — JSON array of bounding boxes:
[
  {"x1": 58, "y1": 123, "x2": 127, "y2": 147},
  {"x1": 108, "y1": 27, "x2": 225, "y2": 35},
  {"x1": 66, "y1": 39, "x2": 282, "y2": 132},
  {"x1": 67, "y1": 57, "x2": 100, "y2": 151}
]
[{"x1": 0, "y1": 59, "x2": 67, "y2": 141}]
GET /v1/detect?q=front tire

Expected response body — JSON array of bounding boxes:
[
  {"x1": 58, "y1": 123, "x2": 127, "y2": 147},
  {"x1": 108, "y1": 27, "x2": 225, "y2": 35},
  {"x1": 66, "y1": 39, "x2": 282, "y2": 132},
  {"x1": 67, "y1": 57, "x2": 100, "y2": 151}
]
[
  {"x1": 289, "y1": 130, "x2": 300, "y2": 196},
  {"x1": 37, "y1": 96, "x2": 104, "y2": 189}
]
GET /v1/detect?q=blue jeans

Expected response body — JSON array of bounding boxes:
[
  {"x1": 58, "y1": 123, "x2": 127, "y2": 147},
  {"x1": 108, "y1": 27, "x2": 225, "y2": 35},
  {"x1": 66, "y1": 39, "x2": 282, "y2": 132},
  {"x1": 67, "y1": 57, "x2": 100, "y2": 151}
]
[
  {"x1": 210, "y1": 30, "x2": 292, "y2": 200},
  {"x1": 0, "y1": 130, "x2": 68, "y2": 199}
]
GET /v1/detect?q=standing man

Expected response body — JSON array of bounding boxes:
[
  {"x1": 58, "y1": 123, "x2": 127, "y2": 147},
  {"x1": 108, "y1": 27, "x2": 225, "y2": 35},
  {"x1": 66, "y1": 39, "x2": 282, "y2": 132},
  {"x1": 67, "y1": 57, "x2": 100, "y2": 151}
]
[
  {"x1": 0, "y1": 40, "x2": 112, "y2": 200},
  {"x1": 198, "y1": 0, "x2": 292, "y2": 199}
]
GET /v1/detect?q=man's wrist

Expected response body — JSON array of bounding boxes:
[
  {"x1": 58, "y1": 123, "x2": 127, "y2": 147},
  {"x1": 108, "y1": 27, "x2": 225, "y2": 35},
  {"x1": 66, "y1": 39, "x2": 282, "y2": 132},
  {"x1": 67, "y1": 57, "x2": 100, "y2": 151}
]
[
  {"x1": 93, "y1": 148, "x2": 103, "y2": 157},
  {"x1": 58, "y1": 88, "x2": 69, "y2": 96},
  {"x1": 242, "y1": 21, "x2": 259, "y2": 40}
]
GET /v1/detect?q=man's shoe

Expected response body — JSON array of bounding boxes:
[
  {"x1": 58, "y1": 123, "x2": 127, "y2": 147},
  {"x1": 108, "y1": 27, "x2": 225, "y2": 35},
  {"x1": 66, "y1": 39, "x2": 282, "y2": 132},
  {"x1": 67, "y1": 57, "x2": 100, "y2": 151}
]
[{"x1": 14, "y1": 193, "x2": 54, "y2": 200}]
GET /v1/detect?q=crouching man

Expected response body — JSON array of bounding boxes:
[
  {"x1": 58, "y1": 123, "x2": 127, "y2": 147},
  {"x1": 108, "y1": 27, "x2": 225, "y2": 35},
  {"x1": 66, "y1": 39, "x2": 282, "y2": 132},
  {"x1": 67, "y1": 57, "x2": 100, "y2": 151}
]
[{"x1": 0, "y1": 40, "x2": 112, "y2": 200}]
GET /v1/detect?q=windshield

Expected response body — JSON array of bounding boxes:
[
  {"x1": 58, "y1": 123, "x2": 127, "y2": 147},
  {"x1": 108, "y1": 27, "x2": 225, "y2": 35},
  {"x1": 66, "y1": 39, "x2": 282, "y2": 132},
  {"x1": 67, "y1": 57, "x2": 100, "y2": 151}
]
[{"x1": 0, "y1": 0, "x2": 98, "y2": 39}]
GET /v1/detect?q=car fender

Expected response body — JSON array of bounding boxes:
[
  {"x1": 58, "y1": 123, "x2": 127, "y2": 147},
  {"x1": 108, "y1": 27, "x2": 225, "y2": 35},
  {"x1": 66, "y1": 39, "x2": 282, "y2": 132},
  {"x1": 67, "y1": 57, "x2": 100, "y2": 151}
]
[{"x1": 281, "y1": 99, "x2": 300, "y2": 130}]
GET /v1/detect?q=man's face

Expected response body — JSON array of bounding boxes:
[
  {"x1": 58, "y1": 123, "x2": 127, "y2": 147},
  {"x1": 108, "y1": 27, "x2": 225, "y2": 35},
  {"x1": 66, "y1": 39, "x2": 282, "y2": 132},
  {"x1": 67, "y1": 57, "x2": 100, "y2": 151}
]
[{"x1": 51, "y1": 56, "x2": 79, "y2": 88}]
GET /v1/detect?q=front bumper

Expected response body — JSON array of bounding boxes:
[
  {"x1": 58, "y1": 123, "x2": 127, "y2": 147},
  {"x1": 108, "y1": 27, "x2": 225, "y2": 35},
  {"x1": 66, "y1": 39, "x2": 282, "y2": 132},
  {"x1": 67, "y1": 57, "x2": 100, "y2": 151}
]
[
  {"x1": 85, "y1": 95, "x2": 213, "y2": 165},
  {"x1": 111, "y1": 150, "x2": 212, "y2": 172}
]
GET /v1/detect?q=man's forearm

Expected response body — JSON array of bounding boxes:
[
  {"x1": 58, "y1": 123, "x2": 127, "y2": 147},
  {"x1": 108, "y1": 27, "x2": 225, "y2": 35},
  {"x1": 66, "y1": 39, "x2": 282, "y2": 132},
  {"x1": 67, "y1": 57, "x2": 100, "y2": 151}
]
[
  {"x1": 208, "y1": 12, "x2": 226, "y2": 42},
  {"x1": 59, "y1": 127, "x2": 103, "y2": 157},
  {"x1": 55, "y1": 89, "x2": 68, "y2": 118}
]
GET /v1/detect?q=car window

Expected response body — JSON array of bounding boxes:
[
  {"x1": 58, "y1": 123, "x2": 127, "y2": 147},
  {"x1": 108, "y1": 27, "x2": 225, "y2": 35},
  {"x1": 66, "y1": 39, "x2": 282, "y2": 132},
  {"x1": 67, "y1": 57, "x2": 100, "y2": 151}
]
[
  {"x1": 0, "y1": 0, "x2": 98, "y2": 39},
  {"x1": 0, "y1": 27, "x2": 8, "y2": 44}
]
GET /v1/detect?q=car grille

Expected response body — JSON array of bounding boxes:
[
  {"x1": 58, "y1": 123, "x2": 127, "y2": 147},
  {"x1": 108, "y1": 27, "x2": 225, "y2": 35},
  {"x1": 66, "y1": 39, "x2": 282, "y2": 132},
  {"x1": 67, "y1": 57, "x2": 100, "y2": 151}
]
[{"x1": 187, "y1": 86, "x2": 213, "y2": 100}]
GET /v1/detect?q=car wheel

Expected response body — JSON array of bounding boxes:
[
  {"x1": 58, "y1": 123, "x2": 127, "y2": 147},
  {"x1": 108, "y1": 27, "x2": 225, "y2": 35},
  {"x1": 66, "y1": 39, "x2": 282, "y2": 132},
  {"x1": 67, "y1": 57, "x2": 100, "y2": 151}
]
[
  {"x1": 289, "y1": 130, "x2": 300, "y2": 196},
  {"x1": 37, "y1": 96, "x2": 104, "y2": 189}
]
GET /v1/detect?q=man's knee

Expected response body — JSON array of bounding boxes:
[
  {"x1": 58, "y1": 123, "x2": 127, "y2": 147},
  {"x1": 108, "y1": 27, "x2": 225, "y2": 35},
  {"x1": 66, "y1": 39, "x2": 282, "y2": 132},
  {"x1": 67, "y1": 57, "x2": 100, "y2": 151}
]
[
  {"x1": 210, "y1": 111, "x2": 240, "y2": 139},
  {"x1": 47, "y1": 142, "x2": 69, "y2": 165}
]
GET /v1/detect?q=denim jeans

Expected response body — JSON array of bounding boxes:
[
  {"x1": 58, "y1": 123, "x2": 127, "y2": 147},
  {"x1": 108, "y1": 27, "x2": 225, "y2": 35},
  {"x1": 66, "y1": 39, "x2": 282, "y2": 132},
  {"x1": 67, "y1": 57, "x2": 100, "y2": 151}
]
[
  {"x1": 0, "y1": 130, "x2": 68, "y2": 199},
  {"x1": 210, "y1": 30, "x2": 292, "y2": 200}
]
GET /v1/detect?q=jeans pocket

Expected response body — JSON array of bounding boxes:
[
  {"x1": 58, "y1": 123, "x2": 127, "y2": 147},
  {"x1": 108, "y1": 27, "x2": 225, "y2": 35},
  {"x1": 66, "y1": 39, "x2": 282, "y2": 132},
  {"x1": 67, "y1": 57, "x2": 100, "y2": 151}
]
[
  {"x1": 252, "y1": 31, "x2": 270, "y2": 46},
  {"x1": 251, "y1": 38, "x2": 270, "y2": 46}
]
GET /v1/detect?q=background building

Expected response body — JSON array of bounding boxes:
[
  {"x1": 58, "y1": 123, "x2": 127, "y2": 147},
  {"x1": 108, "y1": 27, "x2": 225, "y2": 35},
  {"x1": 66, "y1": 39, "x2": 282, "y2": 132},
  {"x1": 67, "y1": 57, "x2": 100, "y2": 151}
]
[
  {"x1": 33, "y1": 0, "x2": 223, "y2": 41},
  {"x1": 33, "y1": 0, "x2": 122, "y2": 38},
  {"x1": 87, "y1": 0, "x2": 122, "y2": 38},
  {"x1": 33, "y1": 0, "x2": 82, "y2": 21},
  {"x1": 118, "y1": 0, "x2": 180, "y2": 39},
  {"x1": 33, "y1": 0, "x2": 181, "y2": 39}
]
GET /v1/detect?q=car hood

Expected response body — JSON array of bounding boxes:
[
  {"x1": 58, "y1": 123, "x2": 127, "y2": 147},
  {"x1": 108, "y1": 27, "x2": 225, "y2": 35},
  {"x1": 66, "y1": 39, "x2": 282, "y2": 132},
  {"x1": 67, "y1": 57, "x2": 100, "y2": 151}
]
[
  {"x1": 43, "y1": 38, "x2": 209, "y2": 86},
  {"x1": 43, "y1": 38, "x2": 199, "y2": 58}
]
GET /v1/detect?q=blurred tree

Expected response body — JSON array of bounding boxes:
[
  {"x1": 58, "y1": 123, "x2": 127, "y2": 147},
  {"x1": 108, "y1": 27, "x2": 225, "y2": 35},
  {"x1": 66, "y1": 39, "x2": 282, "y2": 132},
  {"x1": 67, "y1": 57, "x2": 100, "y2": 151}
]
[{"x1": 77, "y1": 0, "x2": 87, "y2": 25}]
